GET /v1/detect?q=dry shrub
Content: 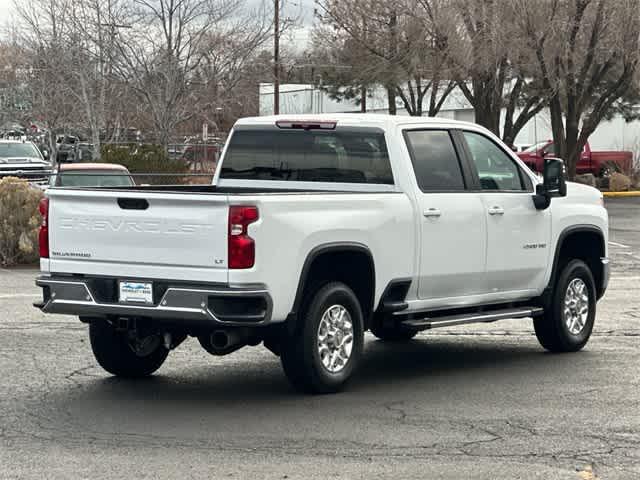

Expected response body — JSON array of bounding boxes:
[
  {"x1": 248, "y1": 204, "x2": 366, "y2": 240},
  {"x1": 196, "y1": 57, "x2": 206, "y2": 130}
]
[
  {"x1": 0, "y1": 177, "x2": 43, "y2": 266},
  {"x1": 631, "y1": 169, "x2": 640, "y2": 190},
  {"x1": 609, "y1": 172, "x2": 632, "y2": 192},
  {"x1": 185, "y1": 174, "x2": 214, "y2": 185},
  {"x1": 574, "y1": 173, "x2": 597, "y2": 187},
  {"x1": 101, "y1": 144, "x2": 189, "y2": 185}
]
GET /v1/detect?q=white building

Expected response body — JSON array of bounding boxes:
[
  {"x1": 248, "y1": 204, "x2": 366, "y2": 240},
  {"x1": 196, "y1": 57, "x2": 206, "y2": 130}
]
[{"x1": 259, "y1": 83, "x2": 640, "y2": 155}]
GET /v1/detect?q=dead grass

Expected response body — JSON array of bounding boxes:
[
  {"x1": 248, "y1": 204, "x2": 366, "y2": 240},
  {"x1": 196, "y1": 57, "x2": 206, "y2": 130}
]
[{"x1": 0, "y1": 177, "x2": 43, "y2": 266}]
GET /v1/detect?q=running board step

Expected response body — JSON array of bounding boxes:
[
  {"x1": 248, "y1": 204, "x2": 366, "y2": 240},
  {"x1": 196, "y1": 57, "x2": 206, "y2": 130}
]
[{"x1": 401, "y1": 307, "x2": 544, "y2": 330}]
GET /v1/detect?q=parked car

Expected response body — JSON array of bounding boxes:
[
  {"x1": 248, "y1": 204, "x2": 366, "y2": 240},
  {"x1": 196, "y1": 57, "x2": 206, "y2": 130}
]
[
  {"x1": 54, "y1": 135, "x2": 94, "y2": 162},
  {"x1": 167, "y1": 145, "x2": 185, "y2": 161},
  {"x1": 35, "y1": 114, "x2": 609, "y2": 394},
  {"x1": 49, "y1": 163, "x2": 135, "y2": 188},
  {"x1": 517, "y1": 140, "x2": 633, "y2": 176},
  {"x1": 54, "y1": 135, "x2": 78, "y2": 163},
  {"x1": 0, "y1": 139, "x2": 52, "y2": 185},
  {"x1": 1, "y1": 129, "x2": 26, "y2": 140},
  {"x1": 510, "y1": 144, "x2": 533, "y2": 153},
  {"x1": 181, "y1": 143, "x2": 218, "y2": 171}
]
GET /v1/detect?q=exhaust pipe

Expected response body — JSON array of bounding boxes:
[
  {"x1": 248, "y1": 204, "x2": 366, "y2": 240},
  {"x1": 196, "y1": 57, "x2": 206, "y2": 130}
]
[{"x1": 198, "y1": 328, "x2": 251, "y2": 356}]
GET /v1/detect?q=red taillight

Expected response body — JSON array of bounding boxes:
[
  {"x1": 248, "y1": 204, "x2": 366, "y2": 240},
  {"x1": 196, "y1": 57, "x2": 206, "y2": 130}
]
[
  {"x1": 38, "y1": 197, "x2": 49, "y2": 258},
  {"x1": 228, "y1": 206, "x2": 259, "y2": 269}
]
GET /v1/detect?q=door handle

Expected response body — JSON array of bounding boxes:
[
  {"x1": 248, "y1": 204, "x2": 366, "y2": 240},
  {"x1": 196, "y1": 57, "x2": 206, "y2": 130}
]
[
  {"x1": 488, "y1": 206, "x2": 505, "y2": 216},
  {"x1": 423, "y1": 208, "x2": 442, "y2": 218},
  {"x1": 117, "y1": 198, "x2": 149, "y2": 210}
]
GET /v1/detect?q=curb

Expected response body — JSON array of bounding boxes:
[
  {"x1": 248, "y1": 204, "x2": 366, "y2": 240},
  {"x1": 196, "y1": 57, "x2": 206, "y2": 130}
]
[{"x1": 603, "y1": 191, "x2": 640, "y2": 198}]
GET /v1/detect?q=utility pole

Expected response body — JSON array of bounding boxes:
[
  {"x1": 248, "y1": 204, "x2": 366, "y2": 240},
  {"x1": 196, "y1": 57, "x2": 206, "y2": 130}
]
[
  {"x1": 361, "y1": 85, "x2": 367, "y2": 112},
  {"x1": 273, "y1": 0, "x2": 280, "y2": 115},
  {"x1": 361, "y1": 17, "x2": 367, "y2": 113}
]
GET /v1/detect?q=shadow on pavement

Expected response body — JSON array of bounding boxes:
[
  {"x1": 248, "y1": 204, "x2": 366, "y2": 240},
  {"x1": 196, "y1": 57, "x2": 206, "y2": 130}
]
[
  {"x1": 17, "y1": 334, "x2": 603, "y2": 447},
  {"x1": 42, "y1": 336, "x2": 582, "y2": 408}
]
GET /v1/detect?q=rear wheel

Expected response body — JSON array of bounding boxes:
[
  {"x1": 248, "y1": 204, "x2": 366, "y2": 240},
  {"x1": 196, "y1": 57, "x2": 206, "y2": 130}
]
[
  {"x1": 281, "y1": 282, "x2": 364, "y2": 394},
  {"x1": 89, "y1": 318, "x2": 168, "y2": 377},
  {"x1": 534, "y1": 259, "x2": 596, "y2": 352}
]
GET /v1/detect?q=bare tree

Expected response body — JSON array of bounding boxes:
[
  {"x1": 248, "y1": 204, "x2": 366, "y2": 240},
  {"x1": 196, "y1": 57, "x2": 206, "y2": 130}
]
[
  {"x1": 14, "y1": 0, "x2": 78, "y2": 155},
  {"x1": 13, "y1": 0, "x2": 285, "y2": 148},
  {"x1": 15, "y1": 0, "x2": 128, "y2": 159},
  {"x1": 515, "y1": 0, "x2": 640, "y2": 178},
  {"x1": 114, "y1": 0, "x2": 260, "y2": 147},
  {"x1": 0, "y1": 40, "x2": 31, "y2": 127},
  {"x1": 316, "y1": 0, "x2": 456, "y2": 116},
  {"x1": 193, "y1": 7, "x2": 273, "y2": 128},
  {"x1": 449, "y1": 0, "x2": 507, "y2": 133},
  {"x1": 501, "y1": 73, "x2": 547, "y2": 147},
  {"x1": 27, "y1": 45, "x2": 79, "y2": 154},
  {"x1": 66, "y1": 0, "x2": 130, "y2": 159},
  {"x1": 448, "y1": 0, "x2": 548, "y2": 144}
]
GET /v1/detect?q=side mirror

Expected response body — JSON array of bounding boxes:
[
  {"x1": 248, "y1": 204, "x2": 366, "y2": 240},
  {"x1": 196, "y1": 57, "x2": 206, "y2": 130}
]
[
  {"x1": 43, "y1": 150, "x2": 49, "y2": 159},
  {"x1": 543, "y1": 158, "x2": 567, "y2": 197},
  {"x1": 533, "y1": 158, "x2": 567, "y2": 210}
]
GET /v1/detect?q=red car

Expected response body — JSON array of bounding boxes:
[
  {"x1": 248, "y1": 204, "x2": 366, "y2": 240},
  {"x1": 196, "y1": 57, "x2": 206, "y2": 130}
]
[{"x1": 517, "y1": 140, "x2": 632, "y2": 176}]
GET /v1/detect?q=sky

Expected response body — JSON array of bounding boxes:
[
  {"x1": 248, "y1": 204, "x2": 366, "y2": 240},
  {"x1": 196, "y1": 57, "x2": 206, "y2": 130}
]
[
  {"x1": 0, "y1": 0, "x2": 13, "y2": 25},
  {"x1": 0, "y1": 0, "x2": 315, "y2": 37}
]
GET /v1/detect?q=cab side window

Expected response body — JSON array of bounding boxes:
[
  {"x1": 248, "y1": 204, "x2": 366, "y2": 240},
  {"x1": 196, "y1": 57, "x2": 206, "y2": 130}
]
[
  {"x1": 404, "y1": 130, "x2": 466, "y2": 191},
  {"x1": 463, "y1": 131, "x2": 528, "y2": 191}
]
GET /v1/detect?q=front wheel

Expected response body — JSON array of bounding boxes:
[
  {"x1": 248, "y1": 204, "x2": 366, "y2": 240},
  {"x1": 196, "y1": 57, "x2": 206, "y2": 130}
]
[
  {"x1": 534, "y1": 259, "x2": 596, "y2": 353},
  {"x1": 280, "y1": 282, "x2": 364, "y2": 394},
  {"x1": 89, "y1": 318, "x2": 168, "y2": 377}
]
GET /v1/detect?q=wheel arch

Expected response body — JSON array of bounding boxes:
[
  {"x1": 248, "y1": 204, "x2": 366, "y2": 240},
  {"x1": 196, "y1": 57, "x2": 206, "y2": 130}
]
[
  {"x1": 287, "y1": 242, "x2": 376, "y2": 331},
  {"x1": 547, "y1": 225, "x2": 607, "y2": 302}
]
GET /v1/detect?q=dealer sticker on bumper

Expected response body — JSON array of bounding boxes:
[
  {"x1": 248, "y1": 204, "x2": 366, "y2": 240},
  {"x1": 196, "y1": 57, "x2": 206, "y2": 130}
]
[{"x1": 119, "y1": 281, "x2": 153, "y2": 304}]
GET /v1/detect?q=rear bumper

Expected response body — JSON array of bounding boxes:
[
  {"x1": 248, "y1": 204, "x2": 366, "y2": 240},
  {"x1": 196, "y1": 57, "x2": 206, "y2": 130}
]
[{"x1": 35, "y1": 275, "x2": 273, "y2": 326}]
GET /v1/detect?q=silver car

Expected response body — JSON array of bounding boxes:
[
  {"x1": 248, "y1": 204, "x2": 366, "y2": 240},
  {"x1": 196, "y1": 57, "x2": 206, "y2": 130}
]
[{"x1": 0, "y1": 140, "x2": 53, "y2": 185}]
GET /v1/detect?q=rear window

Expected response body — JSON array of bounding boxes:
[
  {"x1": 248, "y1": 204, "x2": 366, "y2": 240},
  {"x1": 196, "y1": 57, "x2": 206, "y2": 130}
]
[
  {"x1": 404, "y1": 130, "x2": 466, "y2": 191},
  {"x1": 56, "y1": 171, "x2": 134, "y2": 187},
  {"x1": 220, "y1": 128, "x2": 394, "y2": 184}
]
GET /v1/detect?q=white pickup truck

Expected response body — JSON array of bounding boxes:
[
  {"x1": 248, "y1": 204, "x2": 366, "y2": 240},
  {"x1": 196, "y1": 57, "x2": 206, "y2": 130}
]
[{"x1": 35, "y1": 114, "x2": 610, "y2": 393}]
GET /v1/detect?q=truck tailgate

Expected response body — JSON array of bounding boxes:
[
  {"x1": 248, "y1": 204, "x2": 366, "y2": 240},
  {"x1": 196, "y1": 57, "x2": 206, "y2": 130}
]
[{"x1": 46, "y1": 189, "x2": 229, "y2": 283}]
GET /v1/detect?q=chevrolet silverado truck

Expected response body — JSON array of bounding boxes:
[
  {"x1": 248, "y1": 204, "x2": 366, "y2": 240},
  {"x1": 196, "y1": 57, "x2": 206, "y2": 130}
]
[
  {"x1": 0, "y1": 139, "x2": 53, "y2": 185},
  {"x1": 34, "y1": 114, "x2": 610, "y2": 393},
  {"x1": 517, "y1": 139, "x2": 633, "y2": 176}
]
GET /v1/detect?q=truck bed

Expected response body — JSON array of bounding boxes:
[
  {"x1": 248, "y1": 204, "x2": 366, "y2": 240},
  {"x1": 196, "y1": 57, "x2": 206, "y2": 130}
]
[
  {"x1": 48, "y1": 182, "x2": 396, "y2": 195},
  {"x1": 43, "y1": 183, "x2": 408, "y2": 292}
]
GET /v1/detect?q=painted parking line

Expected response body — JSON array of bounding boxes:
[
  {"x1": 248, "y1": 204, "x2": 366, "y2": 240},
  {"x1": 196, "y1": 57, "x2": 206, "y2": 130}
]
[
  {"x1": 609, "y1": 241, "x2": 631, "y2": 248},
  {"x1": 0, "y1": 293, "x2": 41, "y2": 299},
  {"x1": 610, "y1": 276, "x2": 640, "y2": 282},
  {"x1": 615, "y1": 252, "x2": 640, "y2": 262}
]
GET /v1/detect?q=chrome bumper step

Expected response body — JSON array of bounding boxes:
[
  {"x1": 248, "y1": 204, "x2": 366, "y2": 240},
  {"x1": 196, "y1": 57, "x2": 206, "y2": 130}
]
[{"x1": 35, "y1": 276, "x2": 272, "y2": 326}]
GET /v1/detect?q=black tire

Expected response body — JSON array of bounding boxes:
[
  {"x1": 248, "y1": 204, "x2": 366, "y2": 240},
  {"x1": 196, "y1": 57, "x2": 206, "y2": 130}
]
[
  {"x1": 89, "y1": 318, "x2": 168, "y2": 378},
  {"x1": 281, "y1": 282, "x2": 364, "y2": 394},
  {"x1": 370, "y1": 321, "x2": 417, "y2": 341},
  {"x1": 534, "y1": 259, "x2": 596, "y2": 353}
]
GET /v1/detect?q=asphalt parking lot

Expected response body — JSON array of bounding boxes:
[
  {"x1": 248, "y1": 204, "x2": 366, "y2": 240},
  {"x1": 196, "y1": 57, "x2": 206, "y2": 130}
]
[{"x1": 0, "y1": 198, "x2": 639, "y2": 480}]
